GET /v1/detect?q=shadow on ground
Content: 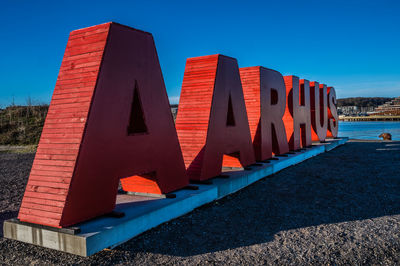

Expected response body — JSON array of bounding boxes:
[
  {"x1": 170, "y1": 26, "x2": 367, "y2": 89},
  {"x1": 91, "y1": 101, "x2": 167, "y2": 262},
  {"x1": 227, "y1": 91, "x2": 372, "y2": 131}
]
[
  {"x1": 113, "y1": 140, "x2": 400, "y2": 257},
  {"x1": 0, "y1": 141, "x2": 400, "y2": 264},
  {"x1": 0, "y1": 211, "x2": 17, "y2": 238}
]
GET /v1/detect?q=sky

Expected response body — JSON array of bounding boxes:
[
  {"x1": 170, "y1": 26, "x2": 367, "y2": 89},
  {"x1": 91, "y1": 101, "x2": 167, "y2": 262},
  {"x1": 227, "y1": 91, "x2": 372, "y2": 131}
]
[{"x1": 0, "y1": 0, "x2": 399, "y2": 106}]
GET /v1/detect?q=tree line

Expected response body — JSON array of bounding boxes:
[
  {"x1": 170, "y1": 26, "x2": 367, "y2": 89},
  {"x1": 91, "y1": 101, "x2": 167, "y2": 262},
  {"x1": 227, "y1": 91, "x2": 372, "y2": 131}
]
[
  {"x1": 337, "y1": 97, "x2": 393, "y2": 107},
  {"x1": 0, "y1": 101, "x2": 48, "y2": 145}
]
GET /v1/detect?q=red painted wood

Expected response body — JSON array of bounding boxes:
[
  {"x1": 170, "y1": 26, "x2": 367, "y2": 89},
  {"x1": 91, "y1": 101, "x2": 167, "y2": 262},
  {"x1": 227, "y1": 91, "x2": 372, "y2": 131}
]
[
  {"x1": 120, "y1": 175, "x2": 162, "y2": 194},
  {"x1": 176, "y1": 54, "x2": 255, "y2": 181},
  {"x1": 34, "y1": 154, "x2": 78, "y2": 161},
  {"x1": 240, "y1": 67, "x2": 289, "y2": 160},
  {"x1": 20, "y1": 202, "x2": 63, "y2": 214},
  {"x1": 23, "y1": 191, "x2": 66, "y2": 201},
  {"x1": 28, "y1": 174, "x2": 70, "y2": 182},
  {"x1": 18, "y1": 23, "x2": 111, "y2": 228},
  {"x1": 18, "y1": 213, "x2": 62, "y2": 228},
  {"x1": 19, "y1": 22, "x2": 188, "y2": 228},
  {"x1": 19, "y1": 208, "x2": 62, "y2": 220},
  {"x1": 22, "y1": 197, "x2": 66, "y2": 208},
  {"x1": 327, "y1": 86, "x2": 339, "y2": 138},
  {"x1": 310, "y1": 82, "x2": 328, "y2": 141},
  {"x1": 283, "y1": 76, "x2": 312, "y2": 150}
]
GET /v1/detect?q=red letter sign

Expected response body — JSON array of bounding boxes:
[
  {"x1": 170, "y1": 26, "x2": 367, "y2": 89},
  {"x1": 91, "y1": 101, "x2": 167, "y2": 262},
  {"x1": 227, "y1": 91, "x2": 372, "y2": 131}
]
[
  {"x1": 283, "y1": 76, "x2": 312, "y2": 150},
  {"x1": 240, "y1": 66, "x2": 289, "y2": 160},
  {"x1": 327, "y1": 86, "x2": 339, "y2": 138},
  {"x1": 18, "y1": 23, "x2": 188, "y2": 228},
  {"x1": 176, "y1": 55, "x2": 255, "y2": 181},
  {"x1": 310, "y1": 82, "x2": 328, "y2": 141}
]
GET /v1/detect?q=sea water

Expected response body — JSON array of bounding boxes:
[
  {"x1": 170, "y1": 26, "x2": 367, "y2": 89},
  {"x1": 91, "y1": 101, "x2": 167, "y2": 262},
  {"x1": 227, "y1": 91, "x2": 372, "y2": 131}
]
[{"x1": 338, "y1": 121, "x2": 400, "y2": 140}]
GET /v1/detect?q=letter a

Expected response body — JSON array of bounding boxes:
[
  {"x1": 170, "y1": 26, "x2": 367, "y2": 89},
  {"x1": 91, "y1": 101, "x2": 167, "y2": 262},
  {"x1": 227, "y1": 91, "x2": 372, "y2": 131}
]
[
  {"x1": 240, "y1": 66, "x2": 289, "y2": 160},
  {"x1": 176, "y1": 55, "x2": 255, "y2": 181},
  {"x1": 18, "y1": 23, "x2": 188, "y2": 228}
]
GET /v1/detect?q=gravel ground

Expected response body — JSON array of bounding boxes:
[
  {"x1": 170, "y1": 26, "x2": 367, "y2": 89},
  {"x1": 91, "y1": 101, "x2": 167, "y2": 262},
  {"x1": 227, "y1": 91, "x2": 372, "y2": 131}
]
[{"x1": 0, "y1": 140, "x2": 400, "y2": 265}]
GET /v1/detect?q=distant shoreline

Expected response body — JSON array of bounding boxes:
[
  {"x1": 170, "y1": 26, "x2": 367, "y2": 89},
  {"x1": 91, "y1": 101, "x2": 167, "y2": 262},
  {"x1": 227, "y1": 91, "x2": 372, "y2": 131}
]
[{"x1": 339, "y1": 115, "x2": 400, "y2": 122}]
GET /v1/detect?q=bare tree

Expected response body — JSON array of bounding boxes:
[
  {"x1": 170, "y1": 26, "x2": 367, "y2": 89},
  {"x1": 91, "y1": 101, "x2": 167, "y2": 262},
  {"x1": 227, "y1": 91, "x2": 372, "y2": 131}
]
[{"x1": 26, "y1": 96, "x2": 33, "y2": 119}]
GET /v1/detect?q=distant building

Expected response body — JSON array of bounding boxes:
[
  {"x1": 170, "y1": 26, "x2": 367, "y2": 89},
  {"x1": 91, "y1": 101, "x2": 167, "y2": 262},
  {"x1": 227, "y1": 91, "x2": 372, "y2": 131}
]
[
  {"x1": 338, "y1": 105, "x2": 376, "y2": 116},
  {"x1": 338, "y1": 106, "x2": 359, "y2": 116},
  {"x1": 374, "y1": 97, "x2": 400, "y2": 115}
]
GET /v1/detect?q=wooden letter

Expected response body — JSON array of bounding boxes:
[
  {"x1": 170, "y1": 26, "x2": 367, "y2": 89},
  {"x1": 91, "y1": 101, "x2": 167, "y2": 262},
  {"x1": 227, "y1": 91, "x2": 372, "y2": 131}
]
[
  {"x1": 283, "y1": 76, "x2": 312, "y2": 150},
  {"x1": 310, "y1": 82, "x2": 328, "y2": 141},
  {"x1": 176, "y1": 55, "x2": 255, "y2": 181},
  {"x1": 240, "y1": 66, "x2": 289, "y2": 160},
  {"x1": 18, "y1": 23, "x2": 188, "y2": 228},
  {"x1": 327, "y1": 86, "x2": 339, "y2": 138}
]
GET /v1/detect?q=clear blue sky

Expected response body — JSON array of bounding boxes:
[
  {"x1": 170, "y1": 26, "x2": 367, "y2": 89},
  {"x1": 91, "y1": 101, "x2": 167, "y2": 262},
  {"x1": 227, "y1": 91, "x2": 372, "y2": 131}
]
[{"x1": 0, "y1": 0, "x2": 399, "y2": 106}]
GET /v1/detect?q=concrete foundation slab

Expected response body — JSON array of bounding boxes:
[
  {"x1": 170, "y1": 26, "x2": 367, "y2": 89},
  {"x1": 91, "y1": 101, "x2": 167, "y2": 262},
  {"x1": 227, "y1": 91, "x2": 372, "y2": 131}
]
[{"x1": 3, "y1": 138, "x2": 348, "y2": 256}]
